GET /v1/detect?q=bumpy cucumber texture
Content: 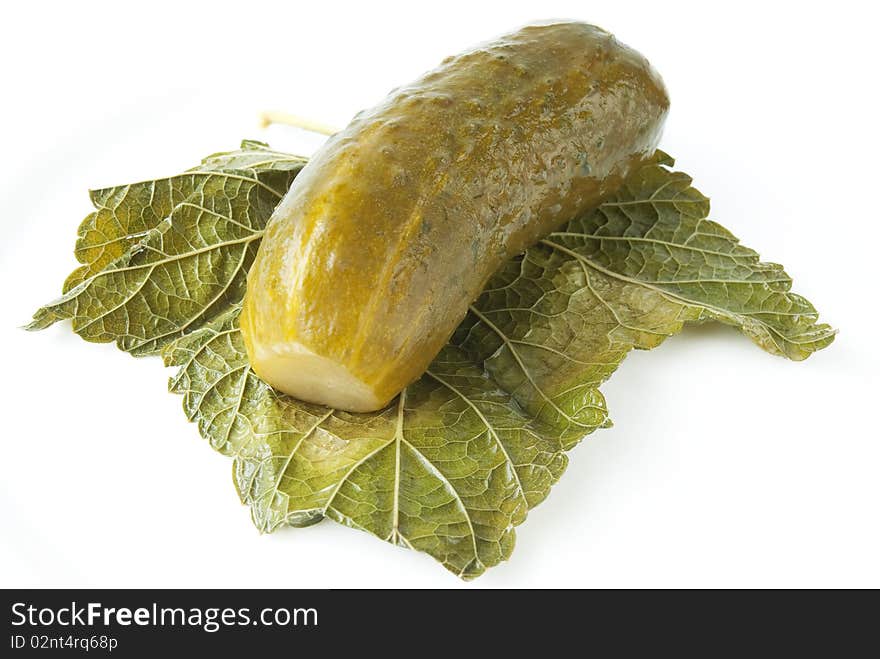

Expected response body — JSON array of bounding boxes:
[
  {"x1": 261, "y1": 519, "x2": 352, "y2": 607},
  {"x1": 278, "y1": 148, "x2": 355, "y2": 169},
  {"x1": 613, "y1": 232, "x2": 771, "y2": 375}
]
[{"x1": 241, "y1": 22, "x2": 669, "y2": 412}]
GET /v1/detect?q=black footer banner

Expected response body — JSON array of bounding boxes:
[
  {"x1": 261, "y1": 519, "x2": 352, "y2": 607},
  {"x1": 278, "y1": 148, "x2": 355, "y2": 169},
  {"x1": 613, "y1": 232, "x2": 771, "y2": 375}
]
[{"x1": 2, "y1": 588, "x2": 869, "y2": 654}]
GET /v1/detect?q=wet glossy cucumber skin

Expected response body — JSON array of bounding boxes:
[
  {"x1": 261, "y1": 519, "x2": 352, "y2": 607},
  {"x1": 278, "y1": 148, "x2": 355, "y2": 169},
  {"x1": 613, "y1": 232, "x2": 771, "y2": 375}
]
[{"x1": 242, "y1": 22, "x2": 669, "y2": 411}]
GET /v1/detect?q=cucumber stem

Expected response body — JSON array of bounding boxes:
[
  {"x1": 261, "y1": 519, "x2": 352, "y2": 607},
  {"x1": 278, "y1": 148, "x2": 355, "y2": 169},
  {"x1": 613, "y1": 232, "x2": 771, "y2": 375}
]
[{"x1": 258, "y1": 110, "x2": 339, "y2": 136}]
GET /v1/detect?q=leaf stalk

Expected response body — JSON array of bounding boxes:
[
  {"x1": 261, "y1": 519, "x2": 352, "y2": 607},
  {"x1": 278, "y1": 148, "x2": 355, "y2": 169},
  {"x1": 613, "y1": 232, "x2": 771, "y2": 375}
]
[{"x1": 258, "y1": 110, "x2": 339, "y2": 136}]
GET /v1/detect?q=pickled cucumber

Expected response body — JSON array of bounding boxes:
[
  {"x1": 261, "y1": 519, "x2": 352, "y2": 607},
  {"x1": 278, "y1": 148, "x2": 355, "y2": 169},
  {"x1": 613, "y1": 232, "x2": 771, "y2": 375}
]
[{"x1": 241, "y1": 21, "x2": 670, "y2": 412}]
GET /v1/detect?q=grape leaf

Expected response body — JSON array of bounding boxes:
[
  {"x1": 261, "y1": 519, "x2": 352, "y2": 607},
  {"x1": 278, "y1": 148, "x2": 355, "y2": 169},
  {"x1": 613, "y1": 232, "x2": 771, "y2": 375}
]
[
  {"x1": 163, "y1": 152, "x2": 833, "y2": 578},
  {"x1": 60, "y1": 140, "x2": 307, "y2": 292},
  {"x1": 165, "y1": 305, "x2": 568, "y2": 577},
  {"x1": 30, "y1": 146, "x2": 834, "y2": 578},
  {"x1": 27, "y1": 142, "x2": 306, "y2": 355}
]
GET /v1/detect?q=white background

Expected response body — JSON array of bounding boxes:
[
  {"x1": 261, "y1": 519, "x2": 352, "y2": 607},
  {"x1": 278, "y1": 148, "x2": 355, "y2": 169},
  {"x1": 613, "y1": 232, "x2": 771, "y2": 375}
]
[{"x1": 1, "y1": 0, "x2": 877, "y2": 588}]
